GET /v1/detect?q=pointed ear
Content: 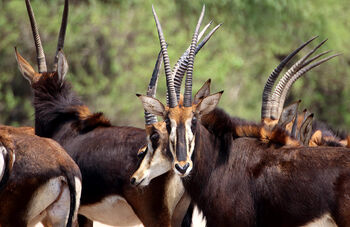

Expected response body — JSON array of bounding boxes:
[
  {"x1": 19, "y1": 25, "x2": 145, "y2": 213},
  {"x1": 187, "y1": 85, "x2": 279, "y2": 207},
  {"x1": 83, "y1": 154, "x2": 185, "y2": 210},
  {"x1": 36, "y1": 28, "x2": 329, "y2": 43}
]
[
  {"x1": 15, "y1": 48, "x2": 38, "y2": 84},
  {"x1": 309, "y1": 130, "x2": 322, "y2": 147},
  {"x1": 57, "y1": 51, "x2": 68, "y2": 82},
  {"x1": 299, "y1": 113, "x2": 314, "y2": 146},
  {"x1": 194, "y1": 79, "x2": 211, "y2": 104},
  {"x1": 137, "y1": 94, "x2": 166, "y2": 117},
  {"x1": 195, "y1": 91, "x2": 223, "y2": 117},
  {"x1": 277, "y1": 100, "x2": 301, "y2": 128}
]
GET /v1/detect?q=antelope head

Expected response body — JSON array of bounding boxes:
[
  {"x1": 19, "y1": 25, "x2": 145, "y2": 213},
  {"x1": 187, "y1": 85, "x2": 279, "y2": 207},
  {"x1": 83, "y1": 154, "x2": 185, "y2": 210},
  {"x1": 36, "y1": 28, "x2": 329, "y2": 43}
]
[
  {"x1": 15, "y1": 0, "x2": 69, "y2": 86},
  {"x1": 132, "y1": 78, "x2": 212, "y2": 185},
  {"x1": 138, "y1": 5, "x2": 223, "y2": 177}
]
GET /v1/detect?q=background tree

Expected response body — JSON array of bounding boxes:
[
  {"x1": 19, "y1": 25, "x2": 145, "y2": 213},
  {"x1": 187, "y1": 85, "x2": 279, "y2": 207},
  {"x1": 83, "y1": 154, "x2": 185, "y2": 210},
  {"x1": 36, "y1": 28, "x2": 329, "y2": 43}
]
[{"x1": 0, "y1": 0, "x2": 349, "y2": 131}]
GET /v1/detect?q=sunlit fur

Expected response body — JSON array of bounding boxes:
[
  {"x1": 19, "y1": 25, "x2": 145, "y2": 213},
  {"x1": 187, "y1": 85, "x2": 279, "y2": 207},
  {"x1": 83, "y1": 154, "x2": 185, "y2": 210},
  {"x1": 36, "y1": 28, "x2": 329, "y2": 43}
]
[
  {"x1": 267, "y1": 108, "x2": 349, "y2": 147},
  {"x1": 0, "y1": 126, "x2": 81, "y2": 227}
]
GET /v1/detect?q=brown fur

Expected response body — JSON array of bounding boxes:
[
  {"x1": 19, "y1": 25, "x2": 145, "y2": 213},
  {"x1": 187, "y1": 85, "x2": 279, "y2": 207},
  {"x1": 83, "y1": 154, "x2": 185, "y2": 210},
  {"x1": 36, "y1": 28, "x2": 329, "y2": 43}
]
[
  {"x1": 23, "y1": 64, "x2": 183, "y2": 226},
  {"x1": 0, "y1": 126, "x2": 81, "y2": 227},
  {"x1": 183, "y1": 121, "x2": 350, "y2": 227}
]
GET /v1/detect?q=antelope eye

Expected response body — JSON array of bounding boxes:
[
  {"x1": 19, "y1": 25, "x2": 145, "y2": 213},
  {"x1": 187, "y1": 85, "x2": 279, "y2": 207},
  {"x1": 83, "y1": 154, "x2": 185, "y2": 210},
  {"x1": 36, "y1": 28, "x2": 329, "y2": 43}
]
[
  {"x1": 137, "y1": 147, "x2": 148, "y2": 159},
  {"x1": 150, "y1": 132, "x2": 160, "y2": 150},
  {"x1": 165, "y1": 118, "x2": 171, "y2": 133},
  {"x1": 150, "y1": 132, "x2": 159, "y2": 143}
]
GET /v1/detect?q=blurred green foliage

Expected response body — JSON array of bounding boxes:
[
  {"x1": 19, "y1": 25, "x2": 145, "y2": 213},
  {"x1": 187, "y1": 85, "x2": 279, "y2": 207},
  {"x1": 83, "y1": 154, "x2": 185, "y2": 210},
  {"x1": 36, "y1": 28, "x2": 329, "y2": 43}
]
[{"x1": 0, "y1": 0, "x2": 349, "y2": 131}]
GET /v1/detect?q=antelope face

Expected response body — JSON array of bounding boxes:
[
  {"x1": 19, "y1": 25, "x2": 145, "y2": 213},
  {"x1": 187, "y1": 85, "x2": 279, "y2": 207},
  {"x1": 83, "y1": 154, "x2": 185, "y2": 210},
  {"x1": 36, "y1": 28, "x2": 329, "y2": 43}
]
[
  {"x1": 138, "y1": 92, "x2": 223, "y2": 177},
  {"x1": 165, "y1": 106, "x2": 196, "y2": 177},
  {"x1": 130, "y1": 122, "x2": 172, "y2": 186}
]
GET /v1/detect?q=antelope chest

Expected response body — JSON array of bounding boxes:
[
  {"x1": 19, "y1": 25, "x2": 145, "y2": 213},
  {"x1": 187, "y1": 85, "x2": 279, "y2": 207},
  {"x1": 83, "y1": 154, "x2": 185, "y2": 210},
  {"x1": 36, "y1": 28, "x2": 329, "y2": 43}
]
[{"x1": 79, "y1": 195, "x2": 142, "y2": 226}]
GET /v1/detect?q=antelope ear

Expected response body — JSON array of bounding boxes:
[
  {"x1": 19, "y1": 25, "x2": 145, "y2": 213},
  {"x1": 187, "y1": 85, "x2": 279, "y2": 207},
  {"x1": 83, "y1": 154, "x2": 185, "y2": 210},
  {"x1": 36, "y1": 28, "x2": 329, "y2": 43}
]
[
  {"x1": 194, "y1": 79, "x2": 211, "y2": 104},
  {"x1": 309, "y1": 130, "x2": 322, "y2": 147},
  {"x1": 299, "y1": 113, "x2": 314, "y2": 146},
  {"x1": 278, "y1": 100, "x2": 301, "y2": 128},
  {"x1": 57, "y1": 51, "x2": 68, "y2": 82},
  {"x1": 15, "y1": 48, "x2": 38, "y2": 84},
  {"x1": 196, "y1": 91, "x2": 223, "y2": 117},
  {"x1": 137, "y1": 94, "x2": 166, "y2": 117}
]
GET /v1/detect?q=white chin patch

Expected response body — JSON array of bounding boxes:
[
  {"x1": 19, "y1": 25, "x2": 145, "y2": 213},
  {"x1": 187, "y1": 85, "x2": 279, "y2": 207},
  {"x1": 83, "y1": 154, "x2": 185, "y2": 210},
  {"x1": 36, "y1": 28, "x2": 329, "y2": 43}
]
[
  {"x1": 140, "y1": 178, "x2": 151, "y2": 186},
  {"x1": 173, "y1": 165, "x2": 192, "y2": 178}
]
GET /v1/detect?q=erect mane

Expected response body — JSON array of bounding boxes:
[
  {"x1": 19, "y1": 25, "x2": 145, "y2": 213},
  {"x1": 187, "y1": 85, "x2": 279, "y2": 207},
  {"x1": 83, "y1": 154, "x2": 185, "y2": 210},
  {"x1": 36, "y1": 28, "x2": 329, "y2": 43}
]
[
  {"x1": 312, "y1": 120, "x2": 347, "y2": 140},
  {"x1": 32, "y1": 73, "x2": 111, "y2": 137}
]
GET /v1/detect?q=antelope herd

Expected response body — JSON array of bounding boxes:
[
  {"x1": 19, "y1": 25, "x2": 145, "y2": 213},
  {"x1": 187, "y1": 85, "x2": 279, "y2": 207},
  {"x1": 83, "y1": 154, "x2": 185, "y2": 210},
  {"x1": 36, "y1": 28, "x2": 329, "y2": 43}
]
[{"x1": 1, "y1": 1, "x2": 350, "y2": 227}]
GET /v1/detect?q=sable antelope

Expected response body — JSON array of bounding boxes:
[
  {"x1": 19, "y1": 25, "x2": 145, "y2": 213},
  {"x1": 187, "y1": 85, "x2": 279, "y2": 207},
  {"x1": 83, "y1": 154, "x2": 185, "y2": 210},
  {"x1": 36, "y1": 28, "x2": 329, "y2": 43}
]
[
  {"x1": 16, "y1": 1, "x2": 216, "y2": 226},
  {"x1": 131, "y1": 14, "x2": 221, "y2": 227},
  {"x1": 0, "y1": 125, "x2": 81, "y2": 227},
  {"x1": 138, "y1": 6, "x2": 350, "y2": 227}
]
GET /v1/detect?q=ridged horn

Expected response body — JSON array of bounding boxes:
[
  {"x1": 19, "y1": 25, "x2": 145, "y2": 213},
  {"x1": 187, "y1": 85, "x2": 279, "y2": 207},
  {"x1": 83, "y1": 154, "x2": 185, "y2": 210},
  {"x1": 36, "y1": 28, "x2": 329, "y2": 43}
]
[
  {"x1": 275, "y1": 50, "x2": 331, "y2": 118},
  {"x1": 183, "y1": 5, "x2": 205, "y2": 107},
  {"x1": 25, "y1": 0, "x2": 47, "y2": 73},
  {"x1": 270, "y1": 39, "x2": 328, "y2": 119},
  {"x1": 53, "y1": 0, "x2": 69, "y2": 71},
  {"x1": 261, "y1": 36, "x2": 318, "y2": 119},
  {"x1": 172, "y1": 20, "x2": 212, "y2": 100},
  {"x1": 144, "y1": 50, "x2": 163, "y2": 125},
  {"x1": 174, "y1": 23, "x2": 222, "y2": 100},
  {"x1": 277, "y1": 53, "x2": 340, "y2": 116},
  {"x1": 152, "y1": 5, "x2": 178, "y2": 108}
]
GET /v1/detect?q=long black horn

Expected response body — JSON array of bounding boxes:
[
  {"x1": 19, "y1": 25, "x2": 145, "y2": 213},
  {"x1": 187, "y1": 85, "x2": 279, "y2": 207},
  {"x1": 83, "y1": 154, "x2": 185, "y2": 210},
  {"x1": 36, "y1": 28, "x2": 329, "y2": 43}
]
[
  {"x1": 270, "y1": 39, "x2": 328, "y2": 119},
  {"x1": 277, "y1": 53, "x2": 340, "y2": 116},
  {"x1": 53, "y1": 0, "x2": 69, "y2": 71},
  {"x1": 25, "y1": 0, "x2": 47, "y2": 73},
  {"x1": 174, "y1": 23, "x2": 222, "y2": 100},
  {"x1": 172, "y1": 20, "x2": 212, "y2": 100},
  {"x1": 152, "y1": 5, "x2": 178, "y2": 108},
  {"x1": 144, "y1": 50, "x2": 163, "y2": 125},
  {"x1": 183, "y1": 5, "x2": 205, "y2": 107},
  {"x1": 261, "y1": 36, "x2": 317, "y2": 119}
]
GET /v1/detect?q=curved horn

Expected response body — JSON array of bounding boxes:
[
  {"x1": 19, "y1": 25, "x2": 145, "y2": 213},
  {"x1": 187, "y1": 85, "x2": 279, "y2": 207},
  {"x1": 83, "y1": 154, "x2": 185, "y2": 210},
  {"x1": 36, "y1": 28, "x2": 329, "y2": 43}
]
[
  {"x1": 270, "y1": 39, "x2": 328, "y2": 119},
  {"x1": 152, "y1": 5, "x2": 178, "y2": 108},
  {"x1": 184, "y1": 5, "x2": 205, "y2": 107},
  {"x1": 172, "y1": 20, "x2": 213, "y2": 99},
  {"x1": 53, "y1": 0, "x2": 69, "y2": 71},
  {"x1": 277, "y1": 53, "x2": 340, "y2": 116},
  {"x1": 145, "y1": 50, "x2": 163, "y2": 125},
  {"x1": 261, "y1": 36, "x2": 318, "y2": 119},
  {"x1": 275, "y1": 50, "x2": 331, "y2": 118},
  {"x1": 25, "y1": 0, "x2": 47, "y2": 73},
  {"x1": 174, "y1": 23, "x2": 222, "y2": 100}
]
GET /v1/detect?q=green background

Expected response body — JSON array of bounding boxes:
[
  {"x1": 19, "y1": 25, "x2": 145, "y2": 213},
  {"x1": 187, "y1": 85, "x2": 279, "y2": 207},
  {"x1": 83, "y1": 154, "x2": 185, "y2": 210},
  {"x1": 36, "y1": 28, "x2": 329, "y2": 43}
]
[{"x1": 0, "y1": 0, "x2": 349, "y2": 132}]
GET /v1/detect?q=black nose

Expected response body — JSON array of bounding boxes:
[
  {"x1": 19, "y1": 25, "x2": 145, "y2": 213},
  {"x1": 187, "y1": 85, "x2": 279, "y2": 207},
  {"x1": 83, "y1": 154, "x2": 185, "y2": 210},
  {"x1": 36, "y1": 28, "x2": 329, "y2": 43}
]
[
  {"x1": 175, "y1": 163, "x2": 190, "y2": 174},
  {"x1": 130, "y1": 177, "x2": 136, "y2": 185}
]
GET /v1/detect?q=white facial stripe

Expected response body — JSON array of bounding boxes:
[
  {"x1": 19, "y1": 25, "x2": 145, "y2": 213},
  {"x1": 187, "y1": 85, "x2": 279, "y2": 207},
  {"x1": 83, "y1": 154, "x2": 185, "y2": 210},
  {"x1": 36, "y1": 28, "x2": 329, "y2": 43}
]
[
  {"x1": 185, "y1": 118, "x2": 195, "y2": 159},
  {"x1": 169, "y1": 119, "x2": 177, "y2": 158},
  {"x1": 148, "y1": 146, "x2": 172, "y2": 180}
]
